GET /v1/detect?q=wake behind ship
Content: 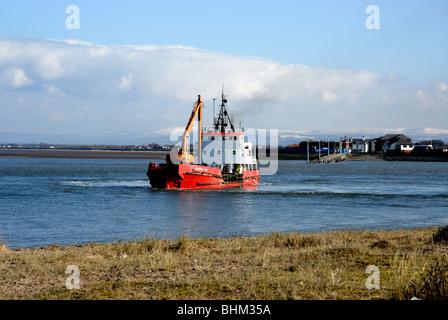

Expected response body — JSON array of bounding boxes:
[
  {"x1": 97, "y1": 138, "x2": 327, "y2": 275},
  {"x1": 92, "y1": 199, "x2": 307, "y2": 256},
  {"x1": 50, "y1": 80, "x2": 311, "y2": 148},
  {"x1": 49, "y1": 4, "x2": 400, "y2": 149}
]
[{"x1": 146, "y1": 92, "x2": 260, "y2": 189}]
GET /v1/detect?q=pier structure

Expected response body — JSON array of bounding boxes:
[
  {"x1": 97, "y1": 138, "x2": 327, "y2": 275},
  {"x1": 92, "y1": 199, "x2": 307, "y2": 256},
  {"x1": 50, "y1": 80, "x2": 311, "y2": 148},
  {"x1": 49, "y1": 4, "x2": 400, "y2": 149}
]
[{"x1": 311, "y1": 153, "x2": 347, "y2": 164}]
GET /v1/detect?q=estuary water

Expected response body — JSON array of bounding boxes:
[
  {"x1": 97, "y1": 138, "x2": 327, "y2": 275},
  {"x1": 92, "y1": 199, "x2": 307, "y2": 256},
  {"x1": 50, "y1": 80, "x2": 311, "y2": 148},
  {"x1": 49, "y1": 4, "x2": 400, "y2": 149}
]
[{"x1": 1, "y1": 157, "x2": 447, "y2": 249}]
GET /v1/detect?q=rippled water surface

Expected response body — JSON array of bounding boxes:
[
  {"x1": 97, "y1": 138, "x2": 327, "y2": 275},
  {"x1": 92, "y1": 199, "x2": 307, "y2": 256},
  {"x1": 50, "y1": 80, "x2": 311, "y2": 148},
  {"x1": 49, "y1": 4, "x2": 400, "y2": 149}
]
[{"x1": 1, "y1": 157, "x2": 447, "y2": 249}]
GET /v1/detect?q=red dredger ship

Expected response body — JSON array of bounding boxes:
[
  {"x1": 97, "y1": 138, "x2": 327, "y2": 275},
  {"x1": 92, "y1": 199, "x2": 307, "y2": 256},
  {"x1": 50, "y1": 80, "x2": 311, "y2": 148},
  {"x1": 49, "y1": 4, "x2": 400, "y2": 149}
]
[{"x1": 147, "y1": 91, "x2": 260, "y2": 189}]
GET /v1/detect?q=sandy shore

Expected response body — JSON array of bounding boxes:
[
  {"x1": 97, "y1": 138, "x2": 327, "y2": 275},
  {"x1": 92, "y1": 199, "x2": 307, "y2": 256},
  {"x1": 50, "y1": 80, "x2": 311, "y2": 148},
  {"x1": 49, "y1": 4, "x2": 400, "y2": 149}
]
[{"x1": 0, "y1": 149, "x2": 169, "y2": 159}]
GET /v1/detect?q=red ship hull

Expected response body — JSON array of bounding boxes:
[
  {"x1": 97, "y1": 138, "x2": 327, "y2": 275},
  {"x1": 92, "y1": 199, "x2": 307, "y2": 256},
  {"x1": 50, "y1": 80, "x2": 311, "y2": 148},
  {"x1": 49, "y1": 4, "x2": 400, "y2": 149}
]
[{"x1": 147, "y1": 163, "x2": 260, "y2": 189}]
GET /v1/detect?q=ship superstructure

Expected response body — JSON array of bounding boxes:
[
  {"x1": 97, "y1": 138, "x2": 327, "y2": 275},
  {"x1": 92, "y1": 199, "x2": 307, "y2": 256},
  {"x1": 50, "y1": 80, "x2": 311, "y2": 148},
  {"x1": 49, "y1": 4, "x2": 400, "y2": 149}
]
[{"x1": 146, "y1": 91, "x2": 259, "y2": 189}]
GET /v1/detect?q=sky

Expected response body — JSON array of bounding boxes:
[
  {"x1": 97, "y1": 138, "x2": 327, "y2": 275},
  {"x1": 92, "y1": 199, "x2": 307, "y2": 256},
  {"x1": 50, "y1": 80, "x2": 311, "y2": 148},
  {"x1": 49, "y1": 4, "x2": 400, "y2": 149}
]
[{"x1": 0, "y1": 0, "x2": 448, "y2": 144}]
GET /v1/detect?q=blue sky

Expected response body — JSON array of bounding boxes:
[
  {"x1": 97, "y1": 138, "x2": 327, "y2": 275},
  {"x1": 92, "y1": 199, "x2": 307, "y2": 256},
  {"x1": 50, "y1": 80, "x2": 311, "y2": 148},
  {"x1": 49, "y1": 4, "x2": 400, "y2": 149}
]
[
  {"x1": 1, "y1": 0, "x2": 448, "y2": 143},
  {"x1": 2, "y1": 0, "x2": 446, "y2": 81}
]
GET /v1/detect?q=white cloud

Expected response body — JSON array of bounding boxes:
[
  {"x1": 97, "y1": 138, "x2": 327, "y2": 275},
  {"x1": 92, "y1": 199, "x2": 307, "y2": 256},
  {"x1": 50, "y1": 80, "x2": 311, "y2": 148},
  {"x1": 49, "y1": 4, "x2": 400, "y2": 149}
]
[
  {"x1": 440, "y1": 82, "x2": 448, "y2": 92},
  {"x1": 0, "y1": 37, "x2": 447, "y2": 136},
  {"x1": 0, "y1": 67, "x2": 33, "y2": 88},
  {"x1": 117, "y1": 73, "x2": 133, "y2": 91},
  {"x1": 42, "y1": 84, "x2": 65, "y2": 96}
]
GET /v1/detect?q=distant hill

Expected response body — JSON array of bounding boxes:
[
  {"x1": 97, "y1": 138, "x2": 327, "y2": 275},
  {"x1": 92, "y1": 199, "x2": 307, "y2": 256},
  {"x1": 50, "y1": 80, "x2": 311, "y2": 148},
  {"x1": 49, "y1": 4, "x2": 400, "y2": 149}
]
[
  {"x1": 416, "y1": 139, "x2": 445, "y2": 146},
  {"x1": 2, "y1": 127, "x2": 448, "y2": 147}
]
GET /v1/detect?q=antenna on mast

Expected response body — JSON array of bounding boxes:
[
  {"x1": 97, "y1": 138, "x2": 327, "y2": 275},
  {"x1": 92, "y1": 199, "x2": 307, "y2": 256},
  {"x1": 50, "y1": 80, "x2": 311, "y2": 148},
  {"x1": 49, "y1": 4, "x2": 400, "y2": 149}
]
[
  {"x1": 213, "y1": 98, "x2": 216, "y2": 125},
  {"x1": 214, "y1": 83, "x2": 234, "y2": 133},
  {"x1": 221, "y1": 83, "x2": 227, "y2": 104}
]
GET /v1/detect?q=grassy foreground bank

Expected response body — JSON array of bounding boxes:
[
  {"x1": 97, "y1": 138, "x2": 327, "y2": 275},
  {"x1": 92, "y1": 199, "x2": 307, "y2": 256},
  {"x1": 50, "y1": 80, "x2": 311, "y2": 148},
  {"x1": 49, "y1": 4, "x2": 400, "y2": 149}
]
[{"x1": 1, "y1": 227, "x2": 448, "y2": 300}]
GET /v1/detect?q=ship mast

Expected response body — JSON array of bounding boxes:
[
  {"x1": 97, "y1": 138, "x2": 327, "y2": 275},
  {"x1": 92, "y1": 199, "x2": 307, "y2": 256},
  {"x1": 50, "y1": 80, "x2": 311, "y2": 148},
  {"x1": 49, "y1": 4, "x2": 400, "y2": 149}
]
[{"x1": 214, "y1": 85, "x2": 235, "y2": 133}]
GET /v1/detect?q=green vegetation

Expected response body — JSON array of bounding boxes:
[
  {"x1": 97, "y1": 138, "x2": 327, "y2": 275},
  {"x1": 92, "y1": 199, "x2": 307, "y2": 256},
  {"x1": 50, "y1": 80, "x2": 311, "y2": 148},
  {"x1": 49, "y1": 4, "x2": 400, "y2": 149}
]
[{"x1": 1, "y1": 227, "x2": 447, "y2": 300}]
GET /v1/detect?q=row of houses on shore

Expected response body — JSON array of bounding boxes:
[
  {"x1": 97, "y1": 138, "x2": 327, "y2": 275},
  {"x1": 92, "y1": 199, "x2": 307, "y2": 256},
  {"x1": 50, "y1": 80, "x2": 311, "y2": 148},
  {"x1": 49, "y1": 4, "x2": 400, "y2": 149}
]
[
  {"x1": 352, "y1": 134, "x2": 414, "y2": 154},
  {"x1": 283, "y1": 134, "x2": 448, "y2": 154}
]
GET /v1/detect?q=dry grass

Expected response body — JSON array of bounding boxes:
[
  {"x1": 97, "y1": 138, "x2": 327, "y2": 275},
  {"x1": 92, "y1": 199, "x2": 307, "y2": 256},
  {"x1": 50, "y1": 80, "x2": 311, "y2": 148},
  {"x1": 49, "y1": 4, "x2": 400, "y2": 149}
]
[{"x1": 1, "y1": 227, "x2": 447, "y2": 300}]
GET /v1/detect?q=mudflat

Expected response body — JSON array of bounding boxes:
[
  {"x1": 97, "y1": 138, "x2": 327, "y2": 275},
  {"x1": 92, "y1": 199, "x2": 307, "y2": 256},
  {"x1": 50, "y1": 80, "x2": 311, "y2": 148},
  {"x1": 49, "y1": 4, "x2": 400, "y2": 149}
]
[{"x1": 0, "y1": 149, "x2": 168, "y2": 159}]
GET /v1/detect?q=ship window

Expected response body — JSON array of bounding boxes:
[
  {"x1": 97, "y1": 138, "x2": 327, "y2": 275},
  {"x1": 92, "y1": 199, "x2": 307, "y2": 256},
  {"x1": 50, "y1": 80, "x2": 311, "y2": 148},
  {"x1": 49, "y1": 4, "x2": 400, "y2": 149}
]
[
  {"x1": 234, "y1": 137, "x2": 237, "y2": 140},
  {"x1": 211, "y1": 136, "x2": 214, "y2": 140},
  {"x1": 233, "y1": 150, "x2": 236, "y2": 155},
  {"x1": 203, "y1": 150, "x2": 207, "y2": 154},
  {"x1": 217, "y1": 150, "x2": 221, "y2": 155}
]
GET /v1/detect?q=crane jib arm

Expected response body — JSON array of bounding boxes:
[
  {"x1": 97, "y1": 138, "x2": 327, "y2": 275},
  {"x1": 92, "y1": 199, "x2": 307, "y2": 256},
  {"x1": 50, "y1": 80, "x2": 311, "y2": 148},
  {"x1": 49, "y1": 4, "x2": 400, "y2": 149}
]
[{"x1": 181, "y1": 95, "x2": 202, "y2": 164}]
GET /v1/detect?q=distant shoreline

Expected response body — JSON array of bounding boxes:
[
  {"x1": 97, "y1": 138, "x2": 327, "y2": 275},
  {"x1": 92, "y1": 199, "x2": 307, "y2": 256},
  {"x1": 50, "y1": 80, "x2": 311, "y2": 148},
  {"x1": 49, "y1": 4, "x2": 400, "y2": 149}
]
[
  {"x1": 0, "y1": 148, "x2": 168, "y2": 159},
  {"x1": 346, "y1": 152, "x2": 448, "y2": 162},
  {"x1": 276, "y1": 152, "x2": 448, "y2": 162},
  {"x1": 2, "y1": 148, "x2": 447, "y2": 162}
]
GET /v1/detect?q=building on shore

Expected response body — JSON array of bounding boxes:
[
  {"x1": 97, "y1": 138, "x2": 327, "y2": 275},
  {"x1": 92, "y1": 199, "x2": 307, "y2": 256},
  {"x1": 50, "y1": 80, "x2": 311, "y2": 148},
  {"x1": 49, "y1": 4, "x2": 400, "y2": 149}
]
[
  {"x1": 278, "y1": 133, "x2": 448, "y2": 156},
  {"x1": 351, "y1": 137, "x2": 371, "y2": 153},
  {"x1": 370, "y1": 134, "x2": 414, "y2": 154}
]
